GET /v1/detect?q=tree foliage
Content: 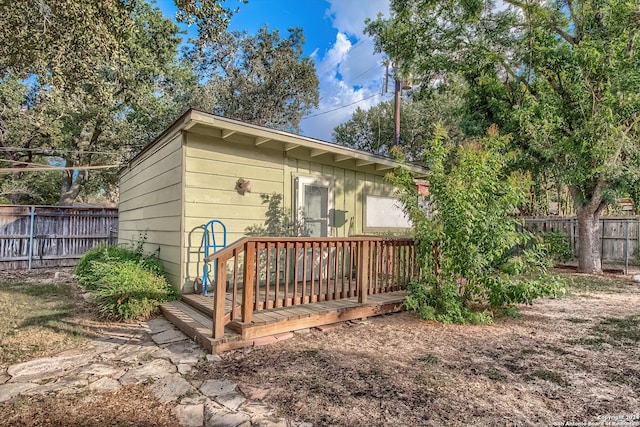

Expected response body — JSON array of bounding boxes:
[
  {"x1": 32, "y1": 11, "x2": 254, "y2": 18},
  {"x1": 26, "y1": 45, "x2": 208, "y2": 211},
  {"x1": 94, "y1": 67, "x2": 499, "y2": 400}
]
[
  {"x1": 0, "y1": 2, "x2": 196, "y2": 205},
  {"x1": 367, "y1": 0, "x2": 640, "y2": 273},
  {"x1": 188, "y1": 25, "x2": 319, "y2": 132},
  {"x1": 389, "y1": 128, "x2": 564, "y2": 323},
  {"x1": 333, "y1": 81, "x2": 468, "y2": 159}
]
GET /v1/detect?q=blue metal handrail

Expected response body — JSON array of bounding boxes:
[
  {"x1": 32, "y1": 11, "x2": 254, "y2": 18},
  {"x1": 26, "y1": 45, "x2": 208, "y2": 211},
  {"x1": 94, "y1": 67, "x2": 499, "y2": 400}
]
[{"x1": 201, "y1": 220, "x2": 226, "y2": 295}]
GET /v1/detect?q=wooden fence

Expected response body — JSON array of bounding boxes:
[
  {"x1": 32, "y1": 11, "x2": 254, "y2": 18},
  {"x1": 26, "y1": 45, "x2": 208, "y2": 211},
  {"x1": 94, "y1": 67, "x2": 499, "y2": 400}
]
[
  {"x1": 524, "y1": 216, "x2": 640, "y2": 267},
  {"x1": 0, "y1": 205, "x2": 118, "y2": 270}
]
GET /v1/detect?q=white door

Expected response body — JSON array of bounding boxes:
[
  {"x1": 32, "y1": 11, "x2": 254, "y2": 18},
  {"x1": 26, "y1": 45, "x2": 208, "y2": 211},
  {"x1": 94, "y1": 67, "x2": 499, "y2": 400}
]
[{"x1": 295, "y1": 176, "x2": 333, "y2": 237}]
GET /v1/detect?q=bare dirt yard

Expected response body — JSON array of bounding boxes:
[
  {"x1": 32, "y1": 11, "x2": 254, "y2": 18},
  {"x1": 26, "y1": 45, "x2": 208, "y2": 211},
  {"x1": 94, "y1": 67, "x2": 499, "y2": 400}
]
[
  {"x1": 192, "y1": 271, "x2": 640, "y2": 426},
  {"x1": 2, "y1": 268, "x2": 640, "y2": 426}
]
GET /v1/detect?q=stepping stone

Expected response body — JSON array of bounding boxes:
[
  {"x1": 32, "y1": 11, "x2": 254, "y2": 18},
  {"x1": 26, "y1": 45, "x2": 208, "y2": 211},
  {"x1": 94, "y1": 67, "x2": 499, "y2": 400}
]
[
  {"x1": 145, "y1": 317, "x2": 175, "y2": 334},
  {"x1": 151, "y1": 373, "x2": 197, "y2": 404},
  {"x1": 215, "y1": 392, "x2": 246, "y2": 411},
  {"x1": 178, "y1": 364, "x2": 193, "y2": 375},
  {"x1": 78, "y1": 363, "x2": 121, "y2": 377},
  {"x1": 89, "y1": 377, "x2": 122, "y2": 392},
  {"x1": 152, "y1": 328, "x2": 189, "y2": 345},
  {"x1": 173, "y1": 403, "x2": 204, "y2": 427},
  {"x1": 205, "y1": 404, "x2": 250, "y2": 427},
  {"x1": 200, "y1": 379, "x2": 237, "y2": 397},
  {"x1": 23, "y1": 375, "x2": 88, "y2": 396},
  {"x1": 7, "y1": 354, "x2": 87, "y2": 382},
  {"x1": 0, "y1": 382, "x2": 38, "y2": 403},
  {"x1": 118, "y1": 359, "x2": 175, "y2": 386}
]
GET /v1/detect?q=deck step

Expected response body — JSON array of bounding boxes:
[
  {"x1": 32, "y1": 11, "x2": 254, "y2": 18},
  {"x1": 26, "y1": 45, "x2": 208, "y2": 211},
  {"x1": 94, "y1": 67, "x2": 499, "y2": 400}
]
[
  {"x1": 161, "y1": 291, "x2": 408, "y2": 354},
  {"x1": 160, "y1": 300, "x2": 243, "y2": 353}
]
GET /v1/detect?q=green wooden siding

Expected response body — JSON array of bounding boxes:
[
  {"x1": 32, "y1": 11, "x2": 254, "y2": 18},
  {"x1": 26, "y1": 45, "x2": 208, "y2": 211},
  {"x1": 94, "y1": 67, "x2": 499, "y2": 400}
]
[{"x1": 118, "y1": 133, "x2": 184, "y2": 288}]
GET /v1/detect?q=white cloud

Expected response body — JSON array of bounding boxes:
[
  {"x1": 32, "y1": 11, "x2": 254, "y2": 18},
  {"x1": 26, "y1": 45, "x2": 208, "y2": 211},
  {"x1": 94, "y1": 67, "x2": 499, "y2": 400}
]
[{"x1": 300, "y1": 0, "x2": 391, "y2": 142}]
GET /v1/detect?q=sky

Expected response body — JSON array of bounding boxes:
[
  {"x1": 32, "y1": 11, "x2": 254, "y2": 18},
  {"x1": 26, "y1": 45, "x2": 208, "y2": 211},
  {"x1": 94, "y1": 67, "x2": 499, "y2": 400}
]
[{"x1": 156, "y1": 0, "x2": 392, "y2": 142}]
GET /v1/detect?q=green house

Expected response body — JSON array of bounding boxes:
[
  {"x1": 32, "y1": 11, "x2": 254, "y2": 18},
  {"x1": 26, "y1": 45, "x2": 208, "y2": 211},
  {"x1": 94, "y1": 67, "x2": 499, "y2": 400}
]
[{"x1": 118, "y1": 109, "x2": 427, "y2": 292}]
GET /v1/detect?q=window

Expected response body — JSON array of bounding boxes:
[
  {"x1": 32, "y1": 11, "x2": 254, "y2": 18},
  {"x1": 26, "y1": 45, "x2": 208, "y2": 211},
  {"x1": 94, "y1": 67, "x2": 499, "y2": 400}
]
[{"x1": 365, "y1": 195, "x2": 412, "y2": 229}]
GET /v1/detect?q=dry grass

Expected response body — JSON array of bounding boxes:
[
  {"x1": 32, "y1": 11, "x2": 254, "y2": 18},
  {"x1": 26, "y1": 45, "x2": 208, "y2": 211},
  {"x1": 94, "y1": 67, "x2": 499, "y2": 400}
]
[{"x1": 0, "y1": 269, "x2": 100, "y2": 368}]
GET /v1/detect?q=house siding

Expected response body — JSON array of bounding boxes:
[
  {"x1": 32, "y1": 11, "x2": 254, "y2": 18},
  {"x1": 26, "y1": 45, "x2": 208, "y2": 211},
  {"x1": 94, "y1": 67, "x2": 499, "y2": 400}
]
[
  {"x1": 284, "y1": 156, "x2": 398, "y2": 237},
  {"x1": 118, "y1": 132, "x2": 184, "y2": 288},
  {"x1": 181, "y1": 132, "x2": 286, "y2": 292}
]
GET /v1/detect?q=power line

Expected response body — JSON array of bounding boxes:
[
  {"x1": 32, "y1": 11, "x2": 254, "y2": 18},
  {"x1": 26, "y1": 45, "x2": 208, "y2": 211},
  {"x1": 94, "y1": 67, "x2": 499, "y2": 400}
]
[
  {"x1": 0, "y1": 164, "x2": 121, "y2": 173},
  {"x1": 0, "y1": 147, "x2": 141, "y2": 155},
  {"x1": 301, "y1": 93, "x2": 384, "y2": 120}
]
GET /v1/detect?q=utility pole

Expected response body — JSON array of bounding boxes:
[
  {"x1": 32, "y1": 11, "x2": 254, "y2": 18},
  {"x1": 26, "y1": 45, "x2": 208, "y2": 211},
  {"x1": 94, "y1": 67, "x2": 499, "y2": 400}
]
[{"x1": 393, "y1": 77, "x2": 401, "y2": 146}]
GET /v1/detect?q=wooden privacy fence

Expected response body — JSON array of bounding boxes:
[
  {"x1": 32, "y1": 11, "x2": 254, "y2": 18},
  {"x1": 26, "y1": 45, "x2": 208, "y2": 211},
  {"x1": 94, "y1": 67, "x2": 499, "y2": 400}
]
[
  {"x1": 204, "y1": 236, "x2": 419, "y2": 339},
  {"x1": 0, "y1": 205, "x2": 118, "y2": 270},
  {"x1": 524, "y1": 216, "x2": 640, "y2": 268}
]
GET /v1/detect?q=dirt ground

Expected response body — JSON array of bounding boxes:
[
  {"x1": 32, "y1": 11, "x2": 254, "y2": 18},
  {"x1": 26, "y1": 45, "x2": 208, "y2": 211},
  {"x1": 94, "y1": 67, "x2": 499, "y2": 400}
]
[
  {"x1": 191, "y1": 271, "x2": 640, "y2": 427},
  {"x1": 3, "y1": 268, "x2": 640, "y2": 426}
]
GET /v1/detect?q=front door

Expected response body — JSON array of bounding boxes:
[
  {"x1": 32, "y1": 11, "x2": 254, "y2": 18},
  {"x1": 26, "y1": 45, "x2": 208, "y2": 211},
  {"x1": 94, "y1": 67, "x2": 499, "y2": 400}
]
[{"x1": 295, "y1": 176, "x2": 333, "y2": 237}]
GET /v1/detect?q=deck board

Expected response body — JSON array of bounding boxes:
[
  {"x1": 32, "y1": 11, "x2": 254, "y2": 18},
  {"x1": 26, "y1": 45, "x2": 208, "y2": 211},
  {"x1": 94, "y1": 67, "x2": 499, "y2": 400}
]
[{"x1": 162, "y1": 290, "x2": 407, "y2": 354}]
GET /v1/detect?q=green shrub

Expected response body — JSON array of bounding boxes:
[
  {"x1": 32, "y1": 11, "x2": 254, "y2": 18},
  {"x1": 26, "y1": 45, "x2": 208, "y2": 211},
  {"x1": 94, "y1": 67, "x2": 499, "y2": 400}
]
[
  {"x1": 91, "y1": 261, "x2": 179, "y2": 321},
  {"x1": 540, "y1": 231, "x2": 572, "y2": 263},
  {"x1": 75, "y1": 245, "x2": 164, "y2": 290},
  {"x1": 390, "y1": 128, "x2": 565, "y2": 324}
]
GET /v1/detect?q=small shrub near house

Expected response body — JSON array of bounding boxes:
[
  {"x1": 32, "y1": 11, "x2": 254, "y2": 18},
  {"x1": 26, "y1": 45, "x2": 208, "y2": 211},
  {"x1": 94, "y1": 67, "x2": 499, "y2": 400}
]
[
  {"x1": 75, "y1": 242, "x2": 177, "y2": 321},
  {"x1": 389, "y1": 127, "x2": 565, "y2": 324}
]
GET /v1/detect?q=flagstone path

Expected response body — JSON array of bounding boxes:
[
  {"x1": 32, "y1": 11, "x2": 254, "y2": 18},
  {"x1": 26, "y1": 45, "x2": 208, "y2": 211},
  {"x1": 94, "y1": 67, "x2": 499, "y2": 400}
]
[{"x1": 0, "y1": 317, "x2": 306, "y2": 427}]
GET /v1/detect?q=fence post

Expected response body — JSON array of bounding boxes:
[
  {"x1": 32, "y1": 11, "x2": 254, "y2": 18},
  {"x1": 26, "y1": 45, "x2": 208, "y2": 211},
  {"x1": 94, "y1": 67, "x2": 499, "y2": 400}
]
[
  {"x1": 358, "y1": 241, "x2": 370, "y2": 304},
  {"x1": 242, "y1": 242, "x2": 255, "y2": 323},
  {"x1": 625, "y1": 220, "x2": 630, "y2": 275},
  {"x1": 28, "y1": 206, "x2": 35, "y2": 270},
  {"x1": 213, "y1": 257, "x2": 227, "y2": 339}
]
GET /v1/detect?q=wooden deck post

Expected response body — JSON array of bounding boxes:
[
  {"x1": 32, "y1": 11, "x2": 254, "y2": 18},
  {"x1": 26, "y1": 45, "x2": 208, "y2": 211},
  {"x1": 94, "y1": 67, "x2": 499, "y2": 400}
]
[
  {"x1": 213, "y1": 257, "x2": 227, "y2": 339},
  {"x1": 242, "y1": 241, "x2": 255, "y2": 323},
  {"x1": 358, "y1": 240, "x2": 369, "y2": 304}
]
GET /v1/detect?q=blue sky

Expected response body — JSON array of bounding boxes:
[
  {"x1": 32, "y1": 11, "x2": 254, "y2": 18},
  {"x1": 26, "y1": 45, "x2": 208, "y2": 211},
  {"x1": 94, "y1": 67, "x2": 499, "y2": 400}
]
[{"x1": 156, "y1": 0, "x2": 392, "y2": 141}]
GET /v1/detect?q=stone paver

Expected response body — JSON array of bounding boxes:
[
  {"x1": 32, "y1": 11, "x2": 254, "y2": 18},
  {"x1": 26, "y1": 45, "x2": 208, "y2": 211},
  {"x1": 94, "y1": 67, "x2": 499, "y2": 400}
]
[
  {"x1": 173, "y1": 403, "x2": 205, "y2": 427},
  {"x1": 200, "y1": 379, "x2": 237, "y2": 398},
  {"x1": 1, "y1": 316, "x2": 289, "y2": 427},
  {"x1": 118, "y1": 358, "x2": 175, "y2": 385},
  {"x1": 152, "y1": 328, "x2": 190, "y2": 345},
  {"x1": 7, "y1": 354, "x2": 87, "y2": 382},
  {"x1": 151, "y1": 373, "x2": 197, "y2": 404},
  {"x1": 0, "y1": 382, "x2": 38, "y2": 403}
]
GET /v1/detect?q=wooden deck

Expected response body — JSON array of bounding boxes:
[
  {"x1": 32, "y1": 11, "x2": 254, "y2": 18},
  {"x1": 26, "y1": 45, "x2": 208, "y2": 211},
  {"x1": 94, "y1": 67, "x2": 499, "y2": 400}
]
[
  {"x1": 160, "y1": 290, "x2": 407, "y2": 354},
  {"x1": 160, "y1": 236, "x2": 418, "y2": 354}
]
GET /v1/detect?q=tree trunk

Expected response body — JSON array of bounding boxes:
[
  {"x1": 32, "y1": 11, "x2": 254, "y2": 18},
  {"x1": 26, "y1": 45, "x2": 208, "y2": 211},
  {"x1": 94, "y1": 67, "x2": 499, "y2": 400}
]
[
  {"x1": 58, "y1": 168, "x2": 87, "y2": 206},
  {"x1": 575, "y1": 207, "x2": 603, "y2": 274}
]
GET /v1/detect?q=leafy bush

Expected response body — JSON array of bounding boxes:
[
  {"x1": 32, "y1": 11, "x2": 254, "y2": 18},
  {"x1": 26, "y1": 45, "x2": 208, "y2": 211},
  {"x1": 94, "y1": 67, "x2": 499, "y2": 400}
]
[
  {"x1": 389, "y1": 127, "x2": 565, "y2": 324},
  {"x1": 75, "y1": 245, "x2": 164, "y2": 290},
  {"x1": 91, "y1": 261, "x2": 178, "y2": 321},
  {"x1": 75, "y1": 240, "x2": 176, "y2": 321},
  {"x1": 540, "y1": 231, "x2": 572, "y2": 263}
]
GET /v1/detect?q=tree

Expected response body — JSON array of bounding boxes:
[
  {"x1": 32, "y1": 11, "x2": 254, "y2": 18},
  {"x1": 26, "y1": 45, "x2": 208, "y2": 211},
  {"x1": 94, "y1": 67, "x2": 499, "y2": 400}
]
[
  {"x1": 0, "y1": 0, "x2": 245, "y2": 85},
  {"x1": 333, "y1": 82, "x2": 467, "y2": 160},
  {"x1": 389, "y1": 127, "x2": 563, "y2": 323},
  {"x1": 188, "y1": 25, "x2": 319, "y2": 132},
  {"x1": 0, "y1": 2, "x2": 197, "y2": 205},
  {"x1": 367, "y1": 0, "x2": 640, "y2": 274}
]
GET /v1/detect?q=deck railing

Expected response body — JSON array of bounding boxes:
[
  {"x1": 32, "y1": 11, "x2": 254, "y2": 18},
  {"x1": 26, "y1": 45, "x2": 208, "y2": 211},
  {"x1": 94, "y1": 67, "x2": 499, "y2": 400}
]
[{"x1": 205, "y1": 236, "x2": 418, "y2": 339}]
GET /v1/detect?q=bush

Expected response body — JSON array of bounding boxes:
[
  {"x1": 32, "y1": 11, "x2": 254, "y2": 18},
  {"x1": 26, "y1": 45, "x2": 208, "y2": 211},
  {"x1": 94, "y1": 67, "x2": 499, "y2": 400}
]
[
  {"x1": 389, "y1": 128, "x2": 565, "y2": 324},
  {"x1": 75, "y1": 245, "x2": 164, "y2": 290},
  {"x1": 75, "y1": 242, "x2": 176, "y2": 321},
  {"x1": 91, "y1": 261, "x2": 179, "y2": 321},
  {"x1": 540, "y1": 231, "x2": 572, "y2": 263}
]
